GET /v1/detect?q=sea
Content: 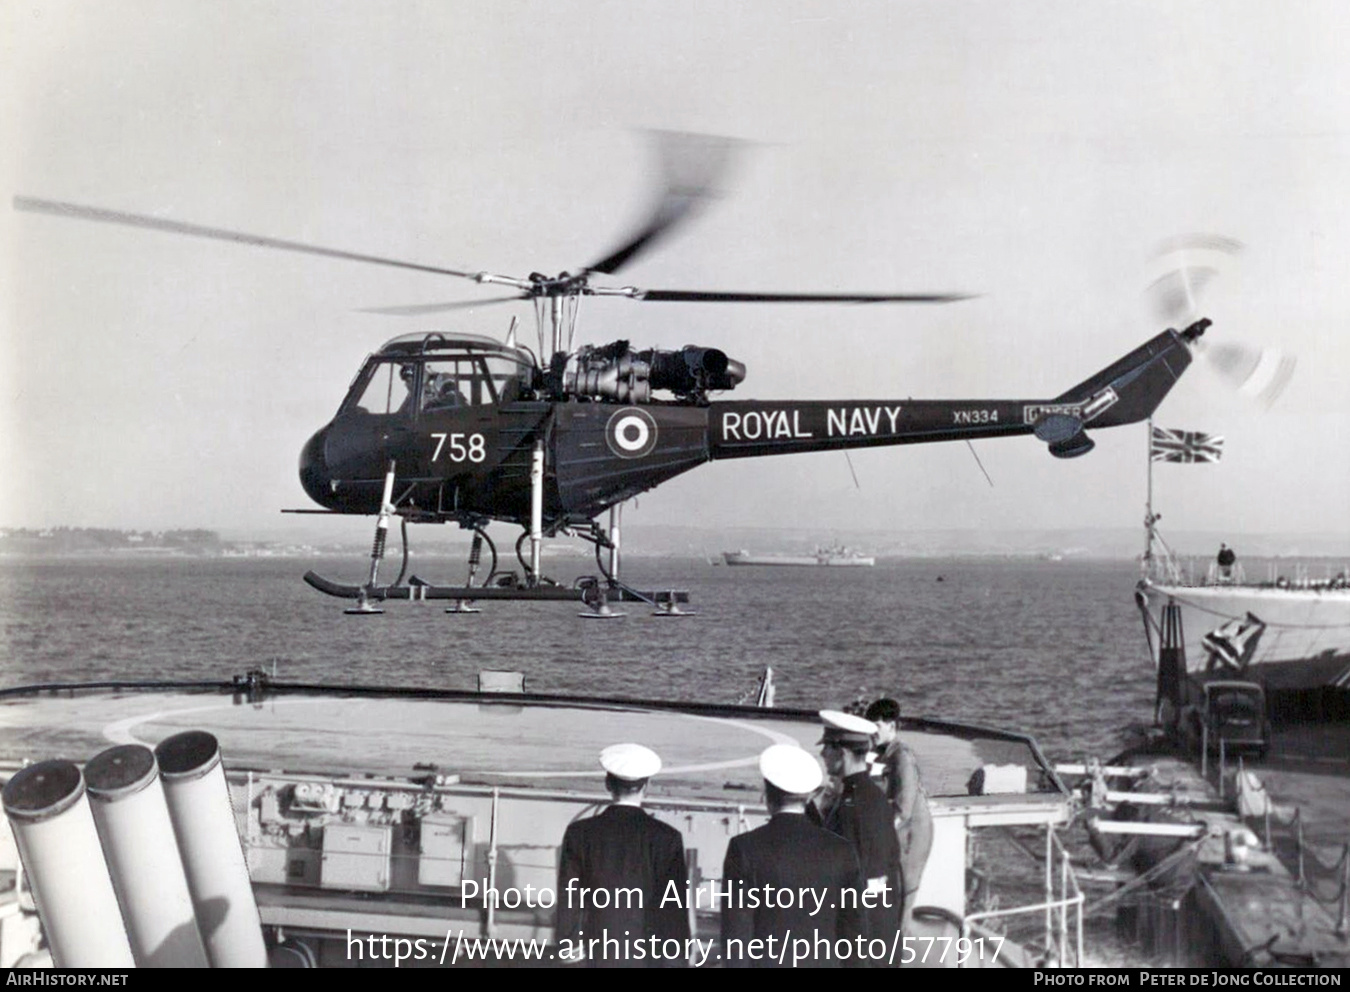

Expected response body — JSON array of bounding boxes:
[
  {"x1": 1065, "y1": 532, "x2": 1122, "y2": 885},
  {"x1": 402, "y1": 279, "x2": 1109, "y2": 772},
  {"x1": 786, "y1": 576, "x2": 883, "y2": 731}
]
[{"x1": 0, "y1": 554, "x2": 1160, "y2": 762}]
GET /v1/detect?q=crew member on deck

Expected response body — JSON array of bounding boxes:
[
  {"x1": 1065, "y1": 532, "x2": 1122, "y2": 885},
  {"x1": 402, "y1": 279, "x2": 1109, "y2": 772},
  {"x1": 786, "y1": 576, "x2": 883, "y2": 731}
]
[
  {"x1": 818, "y1": 710, "x2": 903, "y2": 954},
  {"x1": 1217, "y1": 543, "x2": 1237, "y2": 581},
  {"x1": 865, "y1": 697, "x2": 934, "y2": 927},
  {"x1": 721, "y1": 744, "x2": 867, "y2": 967},
  {"x1": 556, "y1": 743, "x2": 690, "y2": 967}
]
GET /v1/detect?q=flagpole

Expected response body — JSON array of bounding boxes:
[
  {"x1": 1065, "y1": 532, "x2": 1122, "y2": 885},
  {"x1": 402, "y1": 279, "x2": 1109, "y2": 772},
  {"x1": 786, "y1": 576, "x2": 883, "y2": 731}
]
[{"x1": 1144, "y1": 416, "x2": 1155, "y2": 577}]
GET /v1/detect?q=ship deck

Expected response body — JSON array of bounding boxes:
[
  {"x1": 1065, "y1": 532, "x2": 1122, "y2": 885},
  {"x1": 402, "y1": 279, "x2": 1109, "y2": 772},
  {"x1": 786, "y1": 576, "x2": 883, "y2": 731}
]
[
  {"x1": 0, "y1": 681, "x2": 1059, "y2": 803},
  {"x1": 1116, "y1": 742, "x2": 1350, "y2": 969}
]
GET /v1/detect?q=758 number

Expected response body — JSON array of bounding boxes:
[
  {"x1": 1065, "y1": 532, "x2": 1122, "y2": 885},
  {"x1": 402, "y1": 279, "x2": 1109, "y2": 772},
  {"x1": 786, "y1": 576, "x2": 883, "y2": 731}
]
[{"x1": 430, "y1": 433, "x2": 486, "y2": 463}]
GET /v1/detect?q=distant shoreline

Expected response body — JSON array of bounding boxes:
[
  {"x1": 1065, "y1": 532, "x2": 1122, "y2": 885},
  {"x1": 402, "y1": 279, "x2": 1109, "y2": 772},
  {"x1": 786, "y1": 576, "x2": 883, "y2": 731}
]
[
  {"x1": 6, "y1": 549, "x2": 1350, "y2": 566},
  {"x1": 4, "y1": 526, "x2": 1348, "y2": 563}
]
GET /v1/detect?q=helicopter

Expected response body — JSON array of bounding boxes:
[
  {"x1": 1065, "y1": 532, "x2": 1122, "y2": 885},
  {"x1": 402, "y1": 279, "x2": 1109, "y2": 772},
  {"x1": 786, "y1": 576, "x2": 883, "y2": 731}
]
[{"x1": 14, "y1": 135, "x2": 1210, "y2": 616}]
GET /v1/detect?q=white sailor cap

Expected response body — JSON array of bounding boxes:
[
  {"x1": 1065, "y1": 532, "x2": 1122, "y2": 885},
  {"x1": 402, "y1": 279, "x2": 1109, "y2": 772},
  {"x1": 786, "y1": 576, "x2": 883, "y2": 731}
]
[
  {"x1": 599, "y1": 743, "x2": 662, "y2": 781},
  {"x1": 760, "y1": 744, "x2": 823, "y2": 795},
  {"x1": 818, "y1": 710, "x2": 878, "y2": 748}
]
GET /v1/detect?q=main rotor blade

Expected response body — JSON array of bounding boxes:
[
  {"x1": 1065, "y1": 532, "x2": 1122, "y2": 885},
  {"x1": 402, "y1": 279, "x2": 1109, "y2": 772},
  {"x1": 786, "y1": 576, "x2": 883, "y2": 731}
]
[
  {"x1": 633, "y1": 289, "x2": 976, "y2": 304},
  {"x1": 586, "y1": 132, "x2": 742, "y2": 275},
  {"x1": 359, "y1": 296, "x2": 528, "y2": 316},
  {"x1": 14, "y1": 196, "x2": 482, "y2": 281}
]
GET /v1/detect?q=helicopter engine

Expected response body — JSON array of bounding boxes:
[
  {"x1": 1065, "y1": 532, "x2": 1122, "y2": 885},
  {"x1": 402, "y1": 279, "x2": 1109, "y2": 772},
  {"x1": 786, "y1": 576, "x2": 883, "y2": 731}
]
[{"x1": 561, "y1": 340, "x2": 746, "y2": 402}]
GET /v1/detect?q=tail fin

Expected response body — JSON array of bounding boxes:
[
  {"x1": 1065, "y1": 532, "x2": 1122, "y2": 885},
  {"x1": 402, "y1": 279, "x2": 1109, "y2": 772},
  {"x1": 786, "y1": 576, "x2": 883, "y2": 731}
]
[
  {"x1": 1054, "y1": 323, "x2": 1199, "y2": 429},
  {"x1": 1027, "y1": 322, "x2": 1199, "y2": 459}
]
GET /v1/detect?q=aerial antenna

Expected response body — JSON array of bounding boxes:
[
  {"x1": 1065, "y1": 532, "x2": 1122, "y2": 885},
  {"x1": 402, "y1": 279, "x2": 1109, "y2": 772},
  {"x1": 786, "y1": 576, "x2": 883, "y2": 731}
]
[
  {"x1": 965, "y1": 441, "x2": 994, "y2": 487},
  {"x1": 843, "y1": 452, "x2": 861, "y2": 490},
  {"x1": 504, "y1": 314, "x2": 518, "y2": 349}
]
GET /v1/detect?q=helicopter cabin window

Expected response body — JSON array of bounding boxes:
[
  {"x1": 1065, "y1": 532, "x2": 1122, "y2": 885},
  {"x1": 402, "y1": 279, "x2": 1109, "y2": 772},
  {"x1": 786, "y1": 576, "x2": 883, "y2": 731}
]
[
  {"x1": 349, "y1": 361, "x2": 417, "y2": 416},
  {"x1": 421, "y1": 360, "x2": 475, "y2": 411},
  {"x1": 483, "y1": 354, "x2": 532, "y2": 403},
  {"x1": 420, "y1": 355, "x2": 530, "y2": 412}
]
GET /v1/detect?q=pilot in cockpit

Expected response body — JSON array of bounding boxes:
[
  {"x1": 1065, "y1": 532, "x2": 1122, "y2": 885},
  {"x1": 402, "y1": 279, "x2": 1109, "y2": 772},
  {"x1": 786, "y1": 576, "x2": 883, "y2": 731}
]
[
  {"x1": 423, "y1": 373, "x2": 466, "y2": 411},
  {"x1": 391, "y1": 363, "x2": 418, "y2": 415}
]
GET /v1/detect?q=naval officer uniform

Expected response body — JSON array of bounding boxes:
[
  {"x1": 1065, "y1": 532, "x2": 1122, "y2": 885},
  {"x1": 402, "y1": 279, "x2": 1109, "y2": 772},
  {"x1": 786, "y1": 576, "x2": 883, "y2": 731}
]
[
  {"x1": 721, "y1": 744, "x2": 867, "y2": 968},
  {"x1": 819, "y1": 711, "x2": 904, "y2": 954},
  {"x1": 556, "y1": 743, "x2": 690, "y2": 967}
]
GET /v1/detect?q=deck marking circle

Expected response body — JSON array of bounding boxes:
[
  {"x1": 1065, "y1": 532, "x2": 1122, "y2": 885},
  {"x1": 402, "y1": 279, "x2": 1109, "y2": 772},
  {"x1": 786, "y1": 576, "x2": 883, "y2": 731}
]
[
  {"x1": 103, "y1": 698, "x2": 317, "y2": 745},
  {"x1": 605, "y1": 408, "x2": 658, "y2": 459},
  {"x1": 501, "y1": 713, "x2": 803, "y2": 778},
  {"x1": 102, "y1": 701, "x2": 802, "y2": 778}
]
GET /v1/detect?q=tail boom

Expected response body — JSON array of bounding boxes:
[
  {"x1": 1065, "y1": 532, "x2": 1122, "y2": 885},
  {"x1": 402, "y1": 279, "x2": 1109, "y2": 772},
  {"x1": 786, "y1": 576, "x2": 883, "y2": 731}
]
[{"x1": 708, "y1": 327, "x2": 1194, "y2": 461}]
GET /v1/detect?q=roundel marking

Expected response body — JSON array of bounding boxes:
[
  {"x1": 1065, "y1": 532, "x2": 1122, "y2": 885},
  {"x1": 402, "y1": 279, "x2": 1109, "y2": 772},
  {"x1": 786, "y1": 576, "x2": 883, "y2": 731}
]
[{"x1": 605, "y1": 407, "x2": 659, "y2": 459}]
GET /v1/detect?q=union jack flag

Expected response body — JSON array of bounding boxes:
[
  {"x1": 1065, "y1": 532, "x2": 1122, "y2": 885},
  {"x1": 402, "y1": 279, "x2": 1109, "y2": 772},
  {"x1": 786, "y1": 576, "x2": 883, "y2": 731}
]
[
  {"x1": 1202, "y1": 613, "x2": 1266, "y2": 672},
  {"x1": 1150, "y1": 427, "x2": 1224, "y2": 463}
]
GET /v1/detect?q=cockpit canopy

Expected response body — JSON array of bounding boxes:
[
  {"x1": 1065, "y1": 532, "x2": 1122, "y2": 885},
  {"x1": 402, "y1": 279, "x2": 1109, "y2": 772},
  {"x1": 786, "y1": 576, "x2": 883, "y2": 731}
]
[{"x1": 340, "y1": 333, "x2": 537, "y2": 416}]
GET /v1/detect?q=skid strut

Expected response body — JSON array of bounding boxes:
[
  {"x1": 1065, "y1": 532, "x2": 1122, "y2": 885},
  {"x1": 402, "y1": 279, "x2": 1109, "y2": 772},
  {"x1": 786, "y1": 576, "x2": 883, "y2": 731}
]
[
  {"x1": 608, "y1": 503, "x2": 622, "y2": 585},
  {"x1": 447, "y1": 531, "x2": 484, "y2": 615},
  {"x1": 345, "y1": 461, "x2": 397, "y2": 615},
  {"x1": 579, "y1": 504, "x2": 627, "y2": 618},
  {"x1": 307, "y1": 488, "x2": 693, "y2": 612},
  {"x1": 528, "y1": 439, "x2": 544, "y2": 586}
]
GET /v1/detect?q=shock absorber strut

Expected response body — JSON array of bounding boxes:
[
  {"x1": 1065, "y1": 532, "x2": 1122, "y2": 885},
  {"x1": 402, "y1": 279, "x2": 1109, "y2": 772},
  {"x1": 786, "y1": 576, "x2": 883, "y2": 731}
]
[
  {"x1": 447, "y1": 530, "x2": 485, "y2": 615},
  {"x1": 346, "y1": 460, "x2": 397, "y2": 615}
]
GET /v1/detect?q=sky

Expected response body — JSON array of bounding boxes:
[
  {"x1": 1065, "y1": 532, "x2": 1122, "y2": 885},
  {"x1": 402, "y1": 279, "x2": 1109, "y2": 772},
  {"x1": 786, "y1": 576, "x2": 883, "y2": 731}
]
[{"x1": 3, "y1": 1, "x2": 1349, "y2": 546}]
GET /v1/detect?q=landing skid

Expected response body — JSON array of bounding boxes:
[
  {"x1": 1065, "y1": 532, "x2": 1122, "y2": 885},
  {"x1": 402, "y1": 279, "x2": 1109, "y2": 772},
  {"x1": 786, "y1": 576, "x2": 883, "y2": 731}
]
[
  {"x1": 343, "y1": 599, "x2": 385, "y2": 616},
  {"x1": 578, "y1": 607, "x2": 627, "y2": 619},
  {"x1": 304, "y1": 571, "x2": 689, "y2": 606},
  {"x1": 652, "y1": 602, "x2": 697, "y2": 617},
  {"x1": 311, "y1": 484, "x2": 692, "y2": 616}
]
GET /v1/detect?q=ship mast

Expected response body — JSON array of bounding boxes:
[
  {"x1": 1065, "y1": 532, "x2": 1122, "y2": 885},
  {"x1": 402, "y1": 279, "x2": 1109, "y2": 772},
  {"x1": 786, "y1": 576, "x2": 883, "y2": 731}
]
[{"x1": 1143, "y1": 416, "x2": 1158, "y2": 578}]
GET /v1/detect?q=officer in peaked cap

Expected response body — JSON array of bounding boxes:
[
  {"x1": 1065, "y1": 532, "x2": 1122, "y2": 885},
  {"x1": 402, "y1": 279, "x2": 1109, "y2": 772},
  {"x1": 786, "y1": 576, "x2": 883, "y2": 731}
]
[
  {"x1": 811, "y1": 710, "x2": 877, "y2": 826},
  {"x1": 556, "y1": 743, "x2": 690, "y2": 967},
  {"x1": 600, "y1": 741, "x2": 662, "y2": 781},
  {"x1": 818, "y1": 710, "x2": 904, "y2": 957},
  {"x1": 721, "y1": 744, "x2": 866, "y2": 967},
  {"x1": 819, "y1": 709, "x2": 877, "y2": 749}
]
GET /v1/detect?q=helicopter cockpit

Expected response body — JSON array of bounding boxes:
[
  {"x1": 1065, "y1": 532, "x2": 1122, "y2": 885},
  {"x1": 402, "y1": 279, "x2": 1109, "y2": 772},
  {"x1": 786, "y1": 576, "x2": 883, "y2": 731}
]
[{"x1": 339, "y1": 333, "x2": 537, "y2": 418}]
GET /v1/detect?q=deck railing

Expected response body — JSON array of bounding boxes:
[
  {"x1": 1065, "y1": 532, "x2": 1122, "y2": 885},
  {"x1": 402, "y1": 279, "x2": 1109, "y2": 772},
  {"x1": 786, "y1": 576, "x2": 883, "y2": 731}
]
[{"x1": 960, "y1": 824, "x2": 1084, "y2": 968}]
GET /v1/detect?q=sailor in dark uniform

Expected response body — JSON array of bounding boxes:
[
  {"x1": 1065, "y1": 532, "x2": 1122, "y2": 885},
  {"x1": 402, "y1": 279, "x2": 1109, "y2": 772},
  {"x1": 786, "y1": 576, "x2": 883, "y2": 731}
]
[
  {"x1": 721, "y1": 744, "x2": 867, "y2": 968},
  {"x1": 865, "y1": 697, "x2": 934, "y2": 926},
  {"x1": 818, "y1": 710, "x2": 904, "y2": 955},
  {"x1": 556, "y1": 743, "x2": 690, "y2": 967}
]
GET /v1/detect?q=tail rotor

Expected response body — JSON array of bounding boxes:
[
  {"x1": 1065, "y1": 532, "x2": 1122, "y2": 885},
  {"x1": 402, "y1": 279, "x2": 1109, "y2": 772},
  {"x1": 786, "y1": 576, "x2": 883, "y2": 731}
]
[{"x1": 1147, "y1": 234, "x2": 1295, "y2": 409}]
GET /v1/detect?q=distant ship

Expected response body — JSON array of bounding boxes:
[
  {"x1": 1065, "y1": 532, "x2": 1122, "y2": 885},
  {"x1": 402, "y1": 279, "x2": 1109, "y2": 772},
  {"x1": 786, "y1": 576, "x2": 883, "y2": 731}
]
[{"x1": 721, "y1": 545, "x2": 875, "y2": 567}]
